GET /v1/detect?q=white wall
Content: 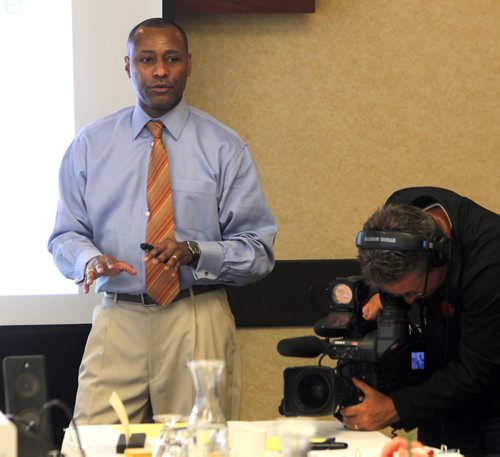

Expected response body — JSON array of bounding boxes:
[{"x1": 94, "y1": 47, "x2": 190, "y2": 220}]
[
  {"x1": 0, "y1": 0, "x2": 161, "y2": 325},
  {"x1": 72, "y1": 0, "x2": 161, "y2": 131}
]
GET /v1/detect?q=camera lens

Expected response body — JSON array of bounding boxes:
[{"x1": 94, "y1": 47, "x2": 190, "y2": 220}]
[{"x1": 295, "y1": 369, "x2": 333, "y2": 413}]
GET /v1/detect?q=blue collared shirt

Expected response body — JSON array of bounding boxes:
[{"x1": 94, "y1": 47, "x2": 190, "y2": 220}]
[{"x1": 48, "y1": 99, "x2": 277, "y2": 293}]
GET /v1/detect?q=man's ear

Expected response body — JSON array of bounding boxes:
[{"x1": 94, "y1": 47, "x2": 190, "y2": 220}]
[
  {"x1": 124, "y1": 56, "x2": 131, "y2": 78},
  {"x1": 187, "y1": 53, "x2": 192, "y2": 77}
]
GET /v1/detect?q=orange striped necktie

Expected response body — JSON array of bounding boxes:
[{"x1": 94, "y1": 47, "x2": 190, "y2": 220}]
[{"x1": 145, "y1": 120, "x2": 180, "y2": 306}]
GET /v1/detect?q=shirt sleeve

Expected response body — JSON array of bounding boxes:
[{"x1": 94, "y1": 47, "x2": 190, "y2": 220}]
[
  {"x1": 192, "y1": 144, "x2": 277, "y2": 286},
  {"x1": 47, "y1": 136, "x2": 102, "y2": 283}
]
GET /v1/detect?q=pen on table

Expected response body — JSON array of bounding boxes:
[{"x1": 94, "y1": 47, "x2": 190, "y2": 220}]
[
  {"x1": 310, "y1": 438, "x2": 348, "y2": 450},
  {"x1": 310, "y1": 441, "x2": 348, "y2": 450}
]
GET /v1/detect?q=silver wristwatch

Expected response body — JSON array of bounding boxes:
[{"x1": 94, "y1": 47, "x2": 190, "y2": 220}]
[{"x1": 186, "y1": 241, "x2": 201, "y2": 265}]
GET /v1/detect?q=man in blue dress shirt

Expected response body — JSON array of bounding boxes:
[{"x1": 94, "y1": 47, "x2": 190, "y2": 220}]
[{"x1": 48, "y1": 18, "x2": 277, "y2": 424}]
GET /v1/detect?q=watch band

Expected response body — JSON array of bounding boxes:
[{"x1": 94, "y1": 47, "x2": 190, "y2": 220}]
[{"x1": 187, "y1": 241, "x2": 201, "y2": 266}]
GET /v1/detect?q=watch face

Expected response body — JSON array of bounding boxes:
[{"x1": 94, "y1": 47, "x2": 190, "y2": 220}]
[{"x1": 188, "y1": 241, "x2": 200, "y2": 256}]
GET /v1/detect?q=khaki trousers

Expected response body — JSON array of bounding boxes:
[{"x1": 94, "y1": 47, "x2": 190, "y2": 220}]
[{"x1": 73, "y1": 289, "x2": 241, "y2": 424}]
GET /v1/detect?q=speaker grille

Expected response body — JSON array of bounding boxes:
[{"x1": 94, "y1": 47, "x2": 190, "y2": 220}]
[{"x1": 2, "y1": 355, "x2": 48, "y2": 427}]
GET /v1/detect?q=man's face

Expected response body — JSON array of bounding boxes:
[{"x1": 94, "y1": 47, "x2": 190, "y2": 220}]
[
  {"x1": 381, "y1": 266, "x2": 447, "y2": 305},
  {"x1": 125, "y1": 26, "x2": 192, "y2": 118}
]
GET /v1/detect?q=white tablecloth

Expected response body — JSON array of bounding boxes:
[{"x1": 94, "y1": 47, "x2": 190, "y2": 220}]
[{"x1": 61, "y1": 419, "x2": 391, "y2": 457}]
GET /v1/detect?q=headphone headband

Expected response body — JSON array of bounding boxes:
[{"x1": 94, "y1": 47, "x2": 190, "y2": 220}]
[
  {"x1": 356, "y1": 230, "x2": 449, "y2": 266},
  {"x1": 356, "y1": 230, "x2": 428, "y2": 251}
]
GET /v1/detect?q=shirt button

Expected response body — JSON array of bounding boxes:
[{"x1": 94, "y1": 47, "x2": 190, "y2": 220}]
[{"x1": 145, "y1": 211, "x2": 151, "y2": 217}]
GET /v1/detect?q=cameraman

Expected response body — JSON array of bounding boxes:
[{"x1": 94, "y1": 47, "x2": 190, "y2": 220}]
[{"x1": 341, "y1": 187, "x2": 500, "y2": 456}]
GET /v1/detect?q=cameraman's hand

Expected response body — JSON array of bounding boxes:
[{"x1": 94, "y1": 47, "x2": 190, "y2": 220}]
[
  {"x1": 340, "y1": 378, "x2": 400, "y2": 431},
  {"x1": 362, "y1": 293, "x2": 383, "y2": 320}
]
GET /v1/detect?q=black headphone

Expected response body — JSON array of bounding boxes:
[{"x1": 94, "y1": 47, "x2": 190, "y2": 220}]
[{"x1": 355, "y1": 230, "x2": 450, "y2": 267}]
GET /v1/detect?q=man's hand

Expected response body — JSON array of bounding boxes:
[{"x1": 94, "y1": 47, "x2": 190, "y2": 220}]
[
  {"x1": 362, "y1": 293, "x2": 383, "y2": 320},
  {"x1": 143, "y1": 239, "x2": 193, "y2": 277},
  {"x1": 84, "y1": 255, "x2": 137, "y2": 293},
  {"x1": 340, "y1": 378, "x2": 400, "y2": 431}
]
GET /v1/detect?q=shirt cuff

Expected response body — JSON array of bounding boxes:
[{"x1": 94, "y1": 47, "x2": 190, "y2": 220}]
[
  {"x1": 75, "y1": 248, "x2": 103, "y2": 284},
  {"x1": 193, "y1": 241, "x2": 223, "y2": 281}
]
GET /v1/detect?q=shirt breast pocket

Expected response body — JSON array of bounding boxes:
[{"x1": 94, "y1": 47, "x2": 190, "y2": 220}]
[{"x1": 171, "y1": 178, "x2": 219, "y2": 230}]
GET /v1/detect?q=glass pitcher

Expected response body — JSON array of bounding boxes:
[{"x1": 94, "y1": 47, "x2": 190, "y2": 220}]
[{"x1": 187, "y1": 359, "x2": 228, "y2": 457}]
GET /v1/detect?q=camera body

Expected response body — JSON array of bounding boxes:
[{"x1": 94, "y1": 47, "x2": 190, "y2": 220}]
[{"x1": 278, "y1": 276, "x2": 427, "y2": 417}]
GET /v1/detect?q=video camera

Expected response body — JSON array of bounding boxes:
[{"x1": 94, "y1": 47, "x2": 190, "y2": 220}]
[{"x1": 277, "y1": 276, "x2": 427, "y2": 417}]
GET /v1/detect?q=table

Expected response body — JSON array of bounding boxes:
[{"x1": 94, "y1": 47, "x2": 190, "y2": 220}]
[{"x1": 61, "y1": 419, "x2": 391, "y2": 457}]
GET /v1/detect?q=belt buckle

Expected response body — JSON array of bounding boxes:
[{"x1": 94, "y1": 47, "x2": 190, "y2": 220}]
[{"x1": 140, "y1": 294, "x2": 157, "y2": 307}]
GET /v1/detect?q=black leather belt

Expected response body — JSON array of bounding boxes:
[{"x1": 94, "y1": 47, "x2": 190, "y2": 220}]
[{"x1": 105, "y1": 285, "x2": 223, "y2": 306}]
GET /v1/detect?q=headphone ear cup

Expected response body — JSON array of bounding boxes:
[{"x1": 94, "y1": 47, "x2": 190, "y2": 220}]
[
  {"x1": 427, "y1": 250, "x2": 442, "y2": 267},
  {"x1": 427, "y1": 235, "x2": 449, "y2": 267}
]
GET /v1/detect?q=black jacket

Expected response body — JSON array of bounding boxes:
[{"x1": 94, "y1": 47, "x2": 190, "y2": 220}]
[{"x1": 387, "y1": 187, "x2": 500, "y2": 453}]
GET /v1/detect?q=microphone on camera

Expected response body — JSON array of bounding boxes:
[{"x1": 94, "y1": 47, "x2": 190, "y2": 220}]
[{"x1": 277, "y1": 336, "x2": 329, "y2": 358}]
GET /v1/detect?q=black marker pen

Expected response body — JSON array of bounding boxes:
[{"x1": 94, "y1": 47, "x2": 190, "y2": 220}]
[
  {"x1": 310, "y1": 442, "x2": 348, "y2": 450},
  {"x1": 140, "y1": 242, "x2": 154, "y2": 252}
]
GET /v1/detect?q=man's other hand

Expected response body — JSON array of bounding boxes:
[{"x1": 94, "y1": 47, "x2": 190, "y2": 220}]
[
  {"x1": 362, "y1": 293, "x2": 383, "y2": 320},
  {"x1": 340, "y1": 378, "x2": 400, "y2": 431},
  {"x1": 84, "y1": 255, "x2": 137, "y2": 293}
]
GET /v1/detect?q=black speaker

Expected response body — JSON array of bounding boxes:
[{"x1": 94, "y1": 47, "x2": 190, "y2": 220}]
[{"x1": 2, "y1": 355, "x2": 48, "y2": 428}]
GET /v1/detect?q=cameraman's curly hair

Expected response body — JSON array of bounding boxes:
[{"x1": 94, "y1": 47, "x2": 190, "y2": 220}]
[{"x1": 358, "y1": 203, "x2": 444, "y2": 287}]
